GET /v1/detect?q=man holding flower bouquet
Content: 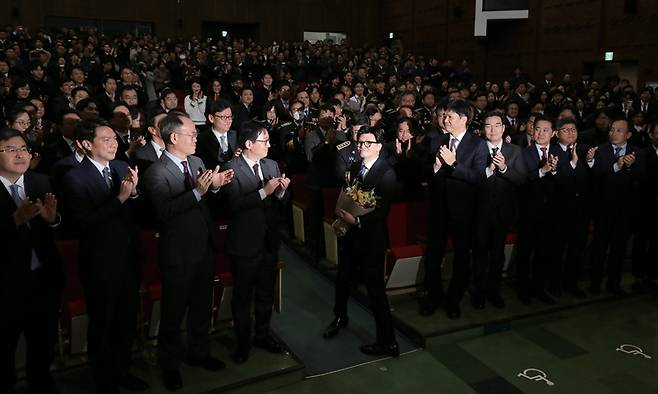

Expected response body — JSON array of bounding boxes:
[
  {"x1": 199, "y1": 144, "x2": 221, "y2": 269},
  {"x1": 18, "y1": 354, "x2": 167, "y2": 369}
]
[{"x1": 324, "y1": 128, "x2": 401, "y2": 358}]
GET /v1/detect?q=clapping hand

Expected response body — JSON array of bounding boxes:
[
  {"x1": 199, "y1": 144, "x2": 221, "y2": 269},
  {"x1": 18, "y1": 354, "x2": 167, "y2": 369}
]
[
  {"x1": 34, "y1": 193, "x2": 58, "y2": 224},
  {"x1": 195, "y1": 169, "x2": 214, "y2": 195},
  {"x1": 127, "y1": 136, "x2": 146, "y2": 157},
  {"x1": 13, "y1": 198, "x2": 40, "y2": 226},
  {"x1": 277, "y1": 173, "x2": 290, "y2": 192},
  {"x1": 492, "y1": 152, "x2": 507, "y2": 171},
  {"x1": 210, "y1": 166, "x2": 234, "y2": 188},
  {"x1": 622, "y1": 152, "x2": 636, "y2": 167},
  {"x1": 586, "y1": 146, "x2": 598, "y2": 161},
  {"x1": 439, "y1": 144, "x2": 457, "y2": 166},
  {"x1": 125, "y1": 167, "x2": 139, "y2": 196}
]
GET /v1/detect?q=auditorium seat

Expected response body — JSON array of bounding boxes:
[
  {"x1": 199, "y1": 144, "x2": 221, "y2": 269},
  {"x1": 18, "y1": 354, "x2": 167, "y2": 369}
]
[
  {"x1": 290, "y1": 174, "x2": 308, "y2": 242},
  {"x1": 321, "y1": 187, "x2": 341, "y2": 264},
  {"x1": 55, "y1": 239, "x2": 88, "y2": 355},
  {"x1": 138, "y1": 229, "x2": 161, "y2": 340}
]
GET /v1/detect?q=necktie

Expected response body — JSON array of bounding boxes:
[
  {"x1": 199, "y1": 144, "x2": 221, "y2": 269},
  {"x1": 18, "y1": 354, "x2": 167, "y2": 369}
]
[
  {"x1": 540, "y1": 147, "x2": 548, "y2": 166},
  {"x1": 567, "y1": 145, "x2": 573, "y2": 158},
  {"x1": 181, "y1": 160, "x2": 194, "y2": 190},
  {"x1": 252, "y1": 163, "x2": 263, "y2": 187},
  {"x1": 449, "y1": 137, "x2": 457, "y2": 151},
  {"x1": 102, "y1": 167, "x2": 113, "y2": 189},
  {"x1": 510, "y1": 118, "x2": 515, "y2": 127},
  {"x1": 220, "y1": 135, "x2": 228, "y2": 153},
  {"x1": 358, "y1": 164, "x2": 368, "y2": 179},
  {"x1": 614, "y1": 146, "x2": 623, "y2": 158},
  {"x1": 9, "y1": 183, "x2": 21, "y2": 206},
  {"x1": 9, "y1": 184, "x2": 41, "y2": 271},
  {"x1": 491, "y1": 147, "x2": 499, "y2": 156}
]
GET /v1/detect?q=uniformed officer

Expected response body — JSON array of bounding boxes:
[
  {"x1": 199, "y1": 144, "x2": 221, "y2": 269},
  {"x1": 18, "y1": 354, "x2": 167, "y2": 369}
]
[{"x1": 279, "y1": 100, "x2": 315, "y2": 174}]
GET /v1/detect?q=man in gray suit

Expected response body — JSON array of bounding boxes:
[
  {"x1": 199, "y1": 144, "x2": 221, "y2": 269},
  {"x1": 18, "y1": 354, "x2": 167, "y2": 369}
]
[
  {"x1": 143, "y1": 113, "x2": 233, "y2": 391},
  {"x1": 221, "y1": 121, "x2": 290, "y2": 364}
]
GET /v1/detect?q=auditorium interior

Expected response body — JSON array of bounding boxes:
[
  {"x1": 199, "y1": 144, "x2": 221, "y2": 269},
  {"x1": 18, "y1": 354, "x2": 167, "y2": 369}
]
[{"x1": 2, "y1": 1, "x2": 658, "y2": 393}]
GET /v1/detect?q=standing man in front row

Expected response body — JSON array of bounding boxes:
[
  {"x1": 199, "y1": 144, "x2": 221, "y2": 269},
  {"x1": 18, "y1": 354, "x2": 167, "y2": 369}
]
[
  {"x1": 63, "y1": 120, "x2": 147, "y2": 394},
  {"x1": 420, "y1": 99, "x2": 488, "y2": 319},
  {"x1": 472, "y1": 112, "x2": 526, "y2": 310},
  {"x1": 143, "y1": 113, "x2": 234, "y2": 391},
  {"x1": 325, "y1": 128, "x2": 400, "y2": 357},
  {"x1": 1, "y1": 129, "x2": 64, "y2": 394},
  {"x1": 221, "y1": 121, "x2": 290, "y2": 364}
]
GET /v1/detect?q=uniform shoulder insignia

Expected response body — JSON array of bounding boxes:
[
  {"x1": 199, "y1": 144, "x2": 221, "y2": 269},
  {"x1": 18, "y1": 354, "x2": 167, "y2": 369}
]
[
  {"x1": 281, "y1": 122, "x2": 292, "y2": 127},
  {"x1": 336, "y1": 141, "x2": 351, "y2": 150}
]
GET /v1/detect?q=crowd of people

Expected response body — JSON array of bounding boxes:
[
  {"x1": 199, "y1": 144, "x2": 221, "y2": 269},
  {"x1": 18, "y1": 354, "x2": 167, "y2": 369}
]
[{"x1": 2, "y1": 23, "x2": 658, "y2": 394}]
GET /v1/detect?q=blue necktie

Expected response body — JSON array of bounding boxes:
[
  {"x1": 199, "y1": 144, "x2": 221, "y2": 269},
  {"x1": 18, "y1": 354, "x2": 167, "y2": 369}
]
[
  {"x1": 358, "y1": 164, "x2": 368, "y2": 179},
  {"x1": 102, "y1": 167, "x2": 113, "y2": 189},
  {"x1": 614, "y1": 146, "x2": 623, "y2": 158},
  {"x1": 9, "y1": 184, "x2": 41, "y2": 271}
]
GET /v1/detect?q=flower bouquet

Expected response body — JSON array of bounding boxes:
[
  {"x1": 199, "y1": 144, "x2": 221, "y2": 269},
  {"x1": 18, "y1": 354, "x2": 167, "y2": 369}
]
[{"x1": 332, "y1": 176, "x2": 378, "y2": 237}]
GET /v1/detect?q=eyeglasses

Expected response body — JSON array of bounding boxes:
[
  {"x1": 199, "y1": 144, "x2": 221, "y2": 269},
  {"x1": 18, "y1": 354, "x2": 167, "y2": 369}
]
[
  {"x1": 254, "y1": 138, "x2": 270, "y2": 144},
  {"x1": 356, "y1": 141, "x2": 380, "y2": 149},
  {"x1": 559, "y1": 127, "x2": 577, "y2": 133},
  {"x1": 176, "y1": 132, "x2": 199, "y2": 139},
  {"x1": 0, "y1": 145, "x2": 31, "y2": 154},
  {"x1": 214, "y1": 114, "x2": 233, "y2": 121}
]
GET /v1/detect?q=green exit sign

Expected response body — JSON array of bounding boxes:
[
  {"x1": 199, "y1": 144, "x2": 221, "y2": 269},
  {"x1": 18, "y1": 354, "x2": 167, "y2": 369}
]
[{"x1": 605, "y1": 52, "x2": 614, "y2": 61}]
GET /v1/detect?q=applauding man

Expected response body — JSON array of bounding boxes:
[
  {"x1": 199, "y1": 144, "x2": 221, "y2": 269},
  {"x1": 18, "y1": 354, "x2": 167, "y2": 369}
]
[
  {"x1": 221, "y1": 121, "x2": 290, "y2": 364},
  {"x1": 143, "y1": 113, "x2": 233, "y2": 391},
  {"x1": 63, "y1": 120, "x2": 146, "y2": 394}
]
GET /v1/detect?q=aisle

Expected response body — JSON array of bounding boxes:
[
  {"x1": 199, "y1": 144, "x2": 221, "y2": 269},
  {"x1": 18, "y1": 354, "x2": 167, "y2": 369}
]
[{"x1": 270, "y1": 244, "x2": 418, "y2": 377}]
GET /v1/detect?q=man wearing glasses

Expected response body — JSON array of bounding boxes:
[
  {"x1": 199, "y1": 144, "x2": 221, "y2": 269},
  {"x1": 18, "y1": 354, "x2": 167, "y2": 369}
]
[
  {"x1": 143, "y1": 113, "x2": 233, "y2": 391},
  {"x1": 1, "y1": 129, "x2": 64, "y2": 394},
  {"x1": 472, "y1": 112, "x2": 526, "y2": 310},
  {"x1": 325, "y1": 127, "x2": 400, "y2": 357},
  {"x1": 197, "y1": 99, "x2": 239, "y2": 172},
  {"x1": 221, "y1": 121, "x2": 290, "y2": 364},
  {"x1": 551, "y1": 117, "x2": 592, "y2": 299}
]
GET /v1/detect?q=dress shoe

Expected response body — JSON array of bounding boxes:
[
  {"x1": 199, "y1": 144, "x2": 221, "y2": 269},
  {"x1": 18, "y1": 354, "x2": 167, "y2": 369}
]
[
  {"x1": 418, "y1": 295, "x2": 440, "y2": 316},
  {"x1": 471, "y1": 294, "x2": 485, "y2": 310},
  {"x1": 606, "y1": 284, "x2": 628, "y2": 297},
  {"x1": 564, "y1": 286, "x2": 587, "y2": 299},
  {"x1": 117, "y1": 373, "x2": 149, "y2": 391},
  {"x1": 232, "y1": 346, "x2": 250, "y2": 364},
  {"x1": 359, "y1": 342, "x2": 400, "y2": 358},
  {"x1": 446, "y1": 303, "x2": 461, "y2": 320},
  {"x1": 162, "y1": 370, "x2": 182, "y2": 391},
  {"x1": 254, "y1": 335, "x2": 284, "y2": 354},
  {"x1": 487, "y1": 293, "x2": 505, "y2": 309},
  {"x1": 323, "y1": 316, "x2": 349, "y2": 339},
  {"x1": 187, "y1": 355, "x2": 226, "y2": 371}
]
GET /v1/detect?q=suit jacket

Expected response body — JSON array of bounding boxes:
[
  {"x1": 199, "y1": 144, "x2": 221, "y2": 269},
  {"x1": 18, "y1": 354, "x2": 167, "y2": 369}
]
[
  {"x1": 134, "y1": 141, "x2": 161, "y2": 174},
  {"x1": 231, "y1": 103, "x2": 255, "y2": 132},
  {"x1": 590, "y1": 142, "x2": 644, "y2": 214},
  {"x1": 1, "y1": 171, "x2": 64, "y2": 297},
  {"x1": 521, "y1": 143, "x2": 561, "y2": 211},
  {"x1": 62, "y1": 157, "x2": 139, "y2": 276},
  {"x1": 221, "y1": 155, "x2": 289, "y2": 257},
  {"x1": 428, "y1": 131, "x2": 488, "y2": 217},
  {"x1": 478, "y1": 142, "x2": 526, "y2": 224},
  {"x1": 196, "y1": 128, "x2": 238, "y2": 170},
  {"x1": 344, "y1": 157, "x2": 398, "y2": 257},
  {"x1": 553, "y1": 143, "x2": 592, "y2": 215},
  {"x1": 512, "y1": 132, "x2": 533, "y2": 149},
  {"x1": 37, "y1": 133, "x2": 75, "y2": 174},
  {"x1": 143, "y1": 154, "x2": 217, "y2": 266},
  {"x1": 643, "y1": 146, "x2": 658, "y2": 208}
]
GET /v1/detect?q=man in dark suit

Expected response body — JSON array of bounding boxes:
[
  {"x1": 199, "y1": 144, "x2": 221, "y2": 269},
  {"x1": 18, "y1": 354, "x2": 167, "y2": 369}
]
[
  {"x1": 0, "y1": 129, "x2": 65, "y2": 394},
  {"x1": 143, "y1": 113, "x2": 233, "y2": 391},
  {"x1": 512, "y1": 112, "x2": 539, "y2": 149},
  {"x1": 37, "y1": 109, "x2": 81, "y2": 174},
  {"x1": 420, "y1": 99, "x2": 488, "y2": 319},
  {"x1": 196, "y1": 100, "x2": 239, "y2": 171},
  {"x1": 589, "y1": 118, "x2": 643, "y2": 296},
  {"x1": 231, "y1": 87, "x2": 256, "y2": 133},
  {"x1": 550, "y1": 118, "x2": 593, "y2": 298},
  {"x1": 62, "y1": 120, "x2": 147, "y2": 394},
  {"x1": 323, "y1": 128, "x2": 400, "y2": 357},
  {"x1": 472, "y1": 113, "x2": 526, "y2": 309},
  {"x1": 133, "y1": 111, "x2": 167, "y2": 174},
  {"x1": 631, "y1": 122, "x2": 658, "y2": 289},
  {"x1": 515, "y1": 115, "x2": 561, "y2": 305},
  {"x1": 221, "y1": 121, "x2": 290, "y2": 364}
]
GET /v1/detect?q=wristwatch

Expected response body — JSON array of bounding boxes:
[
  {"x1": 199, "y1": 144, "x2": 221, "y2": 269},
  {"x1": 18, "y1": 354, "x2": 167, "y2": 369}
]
[{"x1": 451, "y1": 161, "x2": 458, "y2": 168}]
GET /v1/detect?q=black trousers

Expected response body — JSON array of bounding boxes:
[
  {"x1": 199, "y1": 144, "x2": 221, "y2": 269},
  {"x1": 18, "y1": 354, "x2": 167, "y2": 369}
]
[
  {"x1": 158, "y1": 249, "x2": 214, "y2": 371},
  {"x1": 423, "y1": 210, "x2": 475, "y2": 305},
  {"x1": 473, "y1": 211, "x2": 508, "y2": 297},
  {"x1": 551, "y1": 201, "x2": 590, "y2": 290},
  {"x1": 515, "y1": 210, "x2": 557, "y2": 296},
  {"x1": 631, "y1": 207, "x2": 658, "y2": 281},
  {"x1": 334, "y1": 235, "x2": 395, "y2": 345},
  {"x1": 229, "y1": 248, "x2": 277, "y2": 348},
  {"x1": 590, "y1": 210, "x2": 631, "y2": 288},
  {"x1": 1, "y1": 269, "x2": 61, "y2": 393},
  {"x1": 81, "y1": 260, "x2": 139, "y2": 389}
]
